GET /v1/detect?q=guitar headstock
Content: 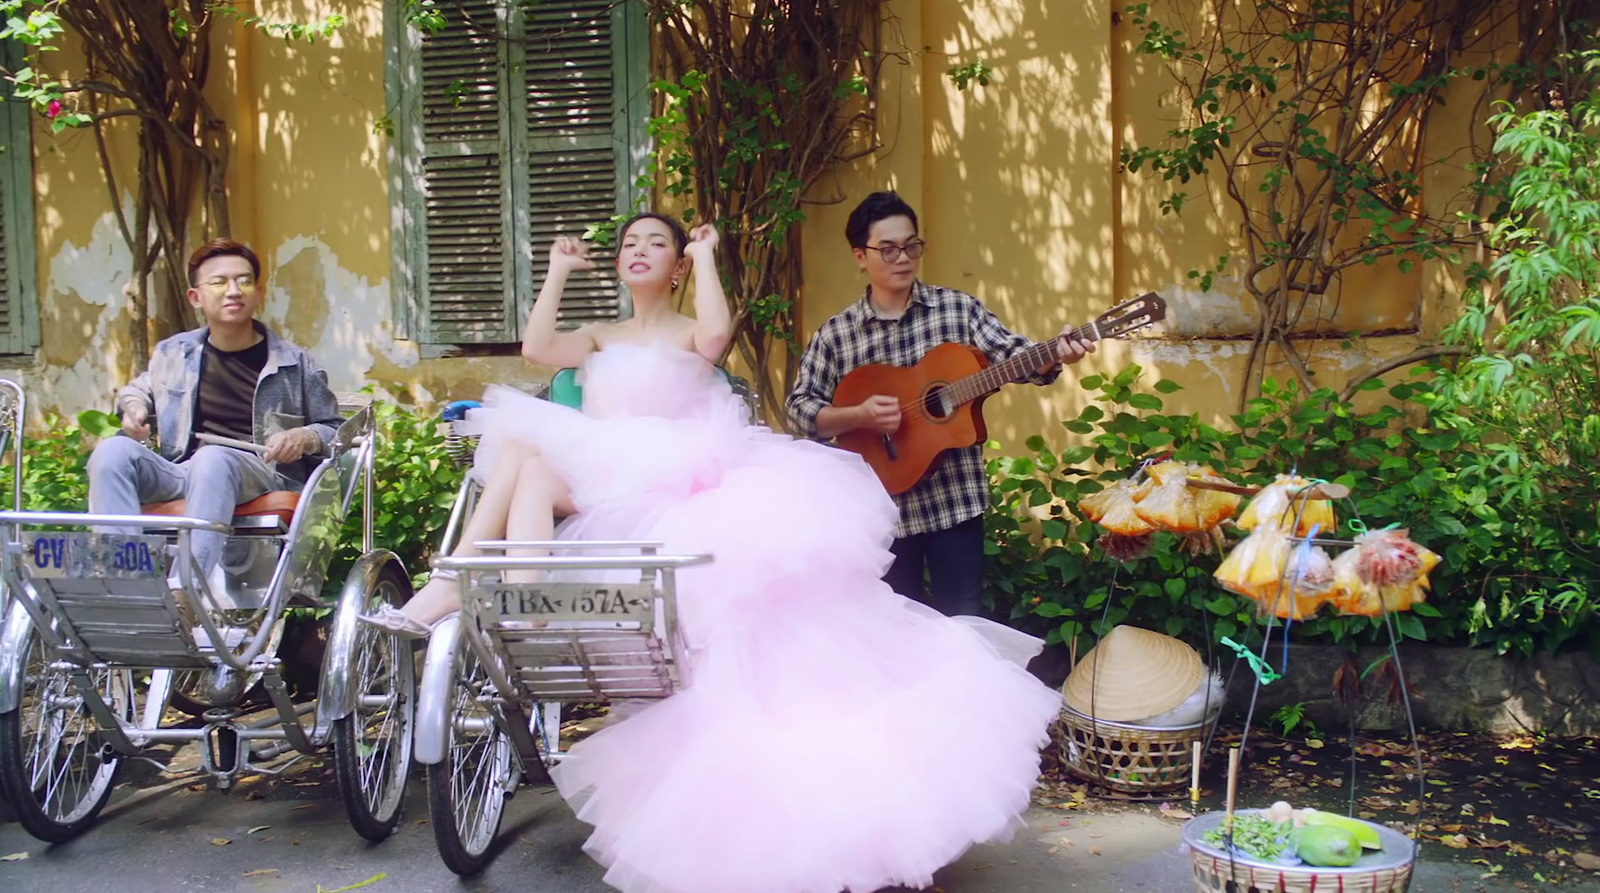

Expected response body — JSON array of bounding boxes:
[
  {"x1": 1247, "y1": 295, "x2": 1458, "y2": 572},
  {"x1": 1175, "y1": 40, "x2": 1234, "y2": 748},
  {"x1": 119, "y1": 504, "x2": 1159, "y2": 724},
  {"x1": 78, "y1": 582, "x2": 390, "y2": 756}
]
[{"x1": 1091, "y1": 292, "x2": 1166, "y2": 340}]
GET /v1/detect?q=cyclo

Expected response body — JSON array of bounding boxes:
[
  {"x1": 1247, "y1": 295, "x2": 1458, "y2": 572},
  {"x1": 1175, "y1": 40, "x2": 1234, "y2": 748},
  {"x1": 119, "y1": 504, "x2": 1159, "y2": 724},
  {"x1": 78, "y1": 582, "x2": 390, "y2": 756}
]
[
  {"x1": 0, "y1": 385, "x2": 416, "y2": 843},
  {"x1": 414, "y1": 368, "x2": 759, "y2": 874}
]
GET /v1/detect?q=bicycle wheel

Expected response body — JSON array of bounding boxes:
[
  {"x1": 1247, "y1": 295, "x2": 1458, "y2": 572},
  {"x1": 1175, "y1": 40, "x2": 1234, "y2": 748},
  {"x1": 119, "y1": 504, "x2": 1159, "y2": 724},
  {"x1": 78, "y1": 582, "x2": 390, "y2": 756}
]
[
  {"x1": 0, "y1": 614, "x2": 132, "y2": 842},
  {"x1": 332, "y1": 559, "x2": 417, "y2": 841},
  {"x1": 425, "y1": 639, "x2": 515, "y2": 875}
]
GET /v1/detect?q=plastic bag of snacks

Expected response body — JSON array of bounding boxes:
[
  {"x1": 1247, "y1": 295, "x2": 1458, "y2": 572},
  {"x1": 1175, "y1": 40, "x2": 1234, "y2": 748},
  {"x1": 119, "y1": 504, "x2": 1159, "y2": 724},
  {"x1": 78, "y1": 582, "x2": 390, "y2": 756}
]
[
  {"x1": 1236, "y1": 475, "x2": 1335, "y2": 537},
  {"x1": 1133, "y1": 461, "x2": 1242, "y2": 534},
  {"x1": 1078, "y1": 478, "x2": 1155, "y2": 536},
  {"x1": 1324, "y1": 529, "x2": 1440, "y2": 616}
]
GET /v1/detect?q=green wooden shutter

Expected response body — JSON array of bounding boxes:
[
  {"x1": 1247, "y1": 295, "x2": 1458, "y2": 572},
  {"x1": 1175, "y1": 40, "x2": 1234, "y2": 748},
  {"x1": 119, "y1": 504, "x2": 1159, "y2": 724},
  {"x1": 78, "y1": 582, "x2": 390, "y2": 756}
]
[
  {"x1": 0, "y1": 38, "x2": 38, "y2": 356},
  {"x1": 521, "y1": 0, "x2": 631, "y2": 327},
  {"x1": 411, "y1": 0, "x2": 516, "y2": 344},
  {"x1": 390, "y1": 0, "x2": 642, "y2": 345}
]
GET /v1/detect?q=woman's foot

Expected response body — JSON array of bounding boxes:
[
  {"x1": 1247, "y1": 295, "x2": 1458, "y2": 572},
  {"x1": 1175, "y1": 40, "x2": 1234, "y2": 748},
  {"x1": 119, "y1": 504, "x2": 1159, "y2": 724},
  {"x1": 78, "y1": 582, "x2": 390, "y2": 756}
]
[{"x1": 359, "y1": 603, "x2": 439, "y2": 640}]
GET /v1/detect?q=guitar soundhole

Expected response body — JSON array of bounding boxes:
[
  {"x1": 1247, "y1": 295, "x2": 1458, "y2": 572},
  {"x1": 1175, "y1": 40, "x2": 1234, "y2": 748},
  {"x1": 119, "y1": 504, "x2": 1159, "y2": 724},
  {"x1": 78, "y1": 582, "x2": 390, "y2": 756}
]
[{"x1": 922, "y1": 386, "x2": 952, "y2": 420}]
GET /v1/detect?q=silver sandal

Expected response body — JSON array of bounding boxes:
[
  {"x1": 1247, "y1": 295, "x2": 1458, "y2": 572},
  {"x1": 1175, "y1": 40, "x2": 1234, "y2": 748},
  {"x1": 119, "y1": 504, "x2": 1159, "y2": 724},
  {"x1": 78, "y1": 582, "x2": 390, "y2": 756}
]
[
  {"x1": 359, "y1": 603, "x2": 438, "y2": 640},
  {"x1": 359, "y1": 569, "x2": 463, "y2": 640}
]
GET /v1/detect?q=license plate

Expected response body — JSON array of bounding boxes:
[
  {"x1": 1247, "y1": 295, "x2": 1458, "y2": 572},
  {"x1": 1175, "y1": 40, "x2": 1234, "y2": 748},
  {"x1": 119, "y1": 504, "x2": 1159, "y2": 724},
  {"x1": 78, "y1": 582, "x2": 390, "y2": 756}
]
[
  {"x1": 19, "y1": 532, "x2": 170, "y2": 580},
  {"x1": 482, "y1": 582, "x2": 656, "y2": 628}
]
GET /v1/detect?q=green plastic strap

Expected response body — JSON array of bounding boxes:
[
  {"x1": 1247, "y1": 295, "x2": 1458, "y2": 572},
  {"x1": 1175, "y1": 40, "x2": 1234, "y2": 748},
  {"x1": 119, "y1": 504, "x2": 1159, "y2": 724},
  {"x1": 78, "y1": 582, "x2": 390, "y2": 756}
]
[{"x1": 1220, "y1": 636, "x2": 1282, "y2": 685}]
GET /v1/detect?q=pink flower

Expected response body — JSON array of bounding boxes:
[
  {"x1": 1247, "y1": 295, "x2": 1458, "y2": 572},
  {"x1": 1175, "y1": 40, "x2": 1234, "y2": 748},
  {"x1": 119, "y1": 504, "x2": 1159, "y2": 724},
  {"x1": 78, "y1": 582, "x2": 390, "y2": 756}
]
[{"x1": 46, "y1": 100, "x2": 62, "y2": 118}]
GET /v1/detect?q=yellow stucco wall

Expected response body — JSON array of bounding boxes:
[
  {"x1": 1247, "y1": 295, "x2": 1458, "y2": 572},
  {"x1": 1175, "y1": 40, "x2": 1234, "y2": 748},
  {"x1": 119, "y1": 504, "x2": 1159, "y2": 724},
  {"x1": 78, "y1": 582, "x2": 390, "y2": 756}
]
[
  {"x1": 7, "y1": 1, "x2": 1465, "y2": 457},
  {"x1": 799, "y1": 0, "x2": 1451, "y2": 455}
]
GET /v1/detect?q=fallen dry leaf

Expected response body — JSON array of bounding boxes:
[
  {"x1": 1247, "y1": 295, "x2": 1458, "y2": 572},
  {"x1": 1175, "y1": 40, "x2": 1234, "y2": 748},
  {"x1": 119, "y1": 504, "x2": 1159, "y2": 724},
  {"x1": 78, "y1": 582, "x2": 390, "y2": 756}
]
[
  {"x1": 1306, "y1": 738, "x2": 1325, "y2": 749},
  {"x1": 1, "y1": 852, "x2": 29, "y2": 862},
  {"x1": 315, "y1": 874, "x2": 388, "y2": 893},
  {"x1": 1573, "y1": 851, "x2": 1600, "y2": 871},
  {"x1": 247, "y1": 825, "x2": 272, "y2": 835},
  {"x1": 1161, "y1": 808, "x2": 1194, "y2": 820},
  {"x1": 1089, "y1": 845, "x2": 1104, "y2": 856},
  {"x1": 210, "y1": 838, "x2": 232, "y2": 846},
  {"x1": 243, "y1": 869, "x2": 279, "y2": 878},
  {"x1": 1440, "y1": 834, "x2": 1471, "y2": 849}
]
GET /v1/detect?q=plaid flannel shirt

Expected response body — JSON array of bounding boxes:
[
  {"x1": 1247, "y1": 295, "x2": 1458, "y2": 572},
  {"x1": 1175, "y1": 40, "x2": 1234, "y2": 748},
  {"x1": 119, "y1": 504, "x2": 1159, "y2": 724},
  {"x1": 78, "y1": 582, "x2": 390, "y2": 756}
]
[{"x1": 787, "y1": 281, "x2": 1059, "y2": 538}]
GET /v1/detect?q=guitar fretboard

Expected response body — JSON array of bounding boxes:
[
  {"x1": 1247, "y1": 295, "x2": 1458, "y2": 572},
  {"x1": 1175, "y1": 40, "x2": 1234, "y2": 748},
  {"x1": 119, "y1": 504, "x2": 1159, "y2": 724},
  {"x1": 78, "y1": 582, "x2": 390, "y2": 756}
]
[{"x1": 945, "y1": 321, "x2": 1102, "y2": 408}]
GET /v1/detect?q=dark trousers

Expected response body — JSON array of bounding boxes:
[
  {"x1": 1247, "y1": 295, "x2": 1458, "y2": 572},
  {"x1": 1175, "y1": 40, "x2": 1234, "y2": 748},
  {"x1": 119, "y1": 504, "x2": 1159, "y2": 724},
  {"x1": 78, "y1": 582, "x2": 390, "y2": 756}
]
[{"x1": 883, "y1": 514, "x2": 985, "y2": 617}]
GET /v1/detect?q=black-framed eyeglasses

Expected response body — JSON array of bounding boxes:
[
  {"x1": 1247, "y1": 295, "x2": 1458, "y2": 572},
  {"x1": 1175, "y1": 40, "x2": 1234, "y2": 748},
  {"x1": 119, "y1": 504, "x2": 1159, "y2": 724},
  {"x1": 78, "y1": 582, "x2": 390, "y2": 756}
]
[{"x1": 864, "y1": 239, "x2": 926, "y2": 263}]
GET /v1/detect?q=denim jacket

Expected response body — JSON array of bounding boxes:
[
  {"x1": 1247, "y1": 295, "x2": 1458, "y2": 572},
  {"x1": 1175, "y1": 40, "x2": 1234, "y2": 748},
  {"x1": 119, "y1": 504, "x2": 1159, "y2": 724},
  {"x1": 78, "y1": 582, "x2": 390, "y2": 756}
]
[{"x1": 115, "y1": 322, "x2": 345, "y2": 487}]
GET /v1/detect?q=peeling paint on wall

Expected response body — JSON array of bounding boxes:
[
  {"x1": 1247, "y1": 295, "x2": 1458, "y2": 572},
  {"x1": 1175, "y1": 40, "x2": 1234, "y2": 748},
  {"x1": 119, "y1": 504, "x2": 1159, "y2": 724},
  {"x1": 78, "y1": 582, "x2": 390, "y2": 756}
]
[
  {"x1": 259, "y1": 236, "x2": 416, "y2": 399},
  {"x1": 0, "y1": 209, "x2": 136, "y2": 422}
]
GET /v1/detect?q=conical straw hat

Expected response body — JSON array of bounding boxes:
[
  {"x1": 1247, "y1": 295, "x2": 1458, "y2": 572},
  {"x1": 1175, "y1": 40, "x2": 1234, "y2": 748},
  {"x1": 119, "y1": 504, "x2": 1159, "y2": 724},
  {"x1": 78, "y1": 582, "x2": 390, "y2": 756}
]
[{"x1": 1061, "y1": 625, "x2": 1205, "y2": 722}]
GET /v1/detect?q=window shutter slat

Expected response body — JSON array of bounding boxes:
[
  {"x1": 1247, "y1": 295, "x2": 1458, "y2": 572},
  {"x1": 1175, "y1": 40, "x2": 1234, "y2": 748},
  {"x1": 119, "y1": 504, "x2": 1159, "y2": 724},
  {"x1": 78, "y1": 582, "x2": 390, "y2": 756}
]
[
  {"x1": 416, "y1": 0, "x2": 515, "y2": 343},
  {"x1": 525, "y1": 0, "x2": 624, "y2": 327}
]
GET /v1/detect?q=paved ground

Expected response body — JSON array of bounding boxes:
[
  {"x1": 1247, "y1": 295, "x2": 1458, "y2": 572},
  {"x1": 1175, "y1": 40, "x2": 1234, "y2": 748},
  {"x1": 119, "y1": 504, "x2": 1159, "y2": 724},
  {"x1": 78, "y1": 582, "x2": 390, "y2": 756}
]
[{"x1": 0, "y1": 747, "x2": 1571, "y2": 893}]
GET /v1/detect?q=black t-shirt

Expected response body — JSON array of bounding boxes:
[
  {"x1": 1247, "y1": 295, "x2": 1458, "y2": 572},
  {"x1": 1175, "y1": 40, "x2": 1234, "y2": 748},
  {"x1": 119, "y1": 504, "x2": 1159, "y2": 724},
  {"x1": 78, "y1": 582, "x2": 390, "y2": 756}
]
[{"x1": 193, "y1": 337, "x2": 268, "y2": 447}]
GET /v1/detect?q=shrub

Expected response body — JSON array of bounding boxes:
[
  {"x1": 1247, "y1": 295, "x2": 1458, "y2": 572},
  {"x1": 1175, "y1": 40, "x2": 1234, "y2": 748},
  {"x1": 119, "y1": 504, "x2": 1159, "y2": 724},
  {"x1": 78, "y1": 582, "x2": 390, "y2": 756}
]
[{"x1": 986, "y1": 366, "x2": 1599, "y2": 659}]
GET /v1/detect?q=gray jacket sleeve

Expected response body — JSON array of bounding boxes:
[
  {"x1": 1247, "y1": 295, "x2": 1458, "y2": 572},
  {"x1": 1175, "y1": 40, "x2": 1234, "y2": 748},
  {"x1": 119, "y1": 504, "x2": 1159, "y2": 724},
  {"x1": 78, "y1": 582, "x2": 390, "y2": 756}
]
[
  {"x1": 300, "y1": 355, "x2": 345, "y2": 455},
  {"x1": 115, "y1": 370, "x2": 155, "y2": 417}
]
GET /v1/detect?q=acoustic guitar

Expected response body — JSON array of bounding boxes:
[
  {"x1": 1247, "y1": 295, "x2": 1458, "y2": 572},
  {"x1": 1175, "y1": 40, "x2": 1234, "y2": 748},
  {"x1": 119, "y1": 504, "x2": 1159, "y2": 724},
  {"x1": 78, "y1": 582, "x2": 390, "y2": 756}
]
[{"x1": 832, "y1": 293, "x2": 1168, "y2": 495}]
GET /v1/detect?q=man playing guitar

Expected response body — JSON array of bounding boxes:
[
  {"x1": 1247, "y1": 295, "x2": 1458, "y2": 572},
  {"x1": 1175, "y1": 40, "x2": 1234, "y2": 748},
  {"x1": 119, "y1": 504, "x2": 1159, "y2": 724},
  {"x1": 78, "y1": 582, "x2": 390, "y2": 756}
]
[{"x1": 786, "y1": 191, "x2": 1094, "y2": 617}]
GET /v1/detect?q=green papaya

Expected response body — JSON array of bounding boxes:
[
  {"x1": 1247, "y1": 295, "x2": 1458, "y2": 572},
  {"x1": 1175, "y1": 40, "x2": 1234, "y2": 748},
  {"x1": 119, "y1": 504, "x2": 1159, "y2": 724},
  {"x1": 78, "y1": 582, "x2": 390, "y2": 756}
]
[
  {"x1": 1296, "y1": 825, "x2": 1362, "y2": 867},
  {"x1": 1303, "y1": 810, "x2": 1383, "y2": 850}
]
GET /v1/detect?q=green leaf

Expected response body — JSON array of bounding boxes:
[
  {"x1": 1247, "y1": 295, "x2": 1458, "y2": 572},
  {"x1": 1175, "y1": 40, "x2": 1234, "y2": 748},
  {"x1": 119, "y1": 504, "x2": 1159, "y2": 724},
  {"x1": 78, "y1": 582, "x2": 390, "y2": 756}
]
[
  {"x1": 1127, "y1": 393, "x2": 1164, "y2": 411},
  {"x1": 1153, "y1": 379, "x2": 1183, "y2": 393},
  {"x1": 1058, "y1": 445, "x2": 1095, "y2": 464},
  {"x1": 1396, "y1": 613, "x2": 1426, "y2": 641}
]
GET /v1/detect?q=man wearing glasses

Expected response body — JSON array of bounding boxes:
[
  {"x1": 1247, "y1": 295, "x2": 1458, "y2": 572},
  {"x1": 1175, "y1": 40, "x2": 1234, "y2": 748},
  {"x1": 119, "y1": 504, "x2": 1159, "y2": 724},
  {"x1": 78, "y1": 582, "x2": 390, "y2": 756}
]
[
  {"x1": 786, "y1": 191, "x2": 1093, "y2": 617},
  {"x1": 86, "y1": 238, "x2": 344, "y2": 694}
]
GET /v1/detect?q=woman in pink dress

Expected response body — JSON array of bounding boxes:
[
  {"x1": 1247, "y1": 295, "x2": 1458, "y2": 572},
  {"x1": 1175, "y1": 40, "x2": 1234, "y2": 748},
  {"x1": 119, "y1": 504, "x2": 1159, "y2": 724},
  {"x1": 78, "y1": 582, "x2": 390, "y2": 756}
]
[{"x1": 367, "y1": 213, "x2": 1066, "y2": 893}]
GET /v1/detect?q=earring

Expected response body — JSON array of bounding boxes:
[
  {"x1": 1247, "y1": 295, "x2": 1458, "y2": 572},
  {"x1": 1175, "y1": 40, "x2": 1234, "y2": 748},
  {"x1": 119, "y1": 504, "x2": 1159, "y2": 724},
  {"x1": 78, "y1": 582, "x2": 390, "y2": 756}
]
[{"x1": 671, "y1": 278, "x2": 680, "y2": 290}]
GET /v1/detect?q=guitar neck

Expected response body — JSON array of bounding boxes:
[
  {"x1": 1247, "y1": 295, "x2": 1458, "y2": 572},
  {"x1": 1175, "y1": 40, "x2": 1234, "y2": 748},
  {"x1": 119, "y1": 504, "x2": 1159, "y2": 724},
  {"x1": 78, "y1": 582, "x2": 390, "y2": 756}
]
[{"x1": 946, "y1": 320, "x2": 1100, "y2": 409}]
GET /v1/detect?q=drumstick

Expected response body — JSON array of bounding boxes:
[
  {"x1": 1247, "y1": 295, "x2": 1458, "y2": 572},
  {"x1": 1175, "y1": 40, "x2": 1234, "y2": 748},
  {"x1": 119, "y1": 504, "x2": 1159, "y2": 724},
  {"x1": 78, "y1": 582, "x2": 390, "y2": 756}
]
[{"x1": 195, "y1": 432, "x2": 270, "y2": 456}]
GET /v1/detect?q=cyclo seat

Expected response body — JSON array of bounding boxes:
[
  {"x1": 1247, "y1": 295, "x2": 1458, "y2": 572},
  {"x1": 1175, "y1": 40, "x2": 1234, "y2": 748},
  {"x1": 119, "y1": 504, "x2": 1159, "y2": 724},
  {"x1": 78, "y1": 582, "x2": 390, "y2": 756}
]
[{"x1": 141, "y1": 491, "x2": 301, "y2": 532}]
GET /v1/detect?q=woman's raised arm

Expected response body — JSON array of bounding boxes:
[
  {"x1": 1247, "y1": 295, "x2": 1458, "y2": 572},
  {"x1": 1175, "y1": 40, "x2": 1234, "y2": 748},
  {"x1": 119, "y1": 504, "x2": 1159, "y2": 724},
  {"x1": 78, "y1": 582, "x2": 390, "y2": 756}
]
[
  {"x1": 522, "y1": 236, "x2": 600, "y2": 368},
  {"x1": 683, "y1": 224, "x2": 733, "y2": 363}
]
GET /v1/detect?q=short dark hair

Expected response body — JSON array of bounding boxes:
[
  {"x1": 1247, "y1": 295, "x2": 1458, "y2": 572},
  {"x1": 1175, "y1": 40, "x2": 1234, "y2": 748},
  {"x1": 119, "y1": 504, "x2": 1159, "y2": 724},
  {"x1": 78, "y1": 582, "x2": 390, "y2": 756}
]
[
  {"x1": 187, "y1": 238, "x2": 261, "y2": 287},
  {"x1": 845, "y1": 191, "x2": 918, "y2": 249},
  {"x1": 617, "y1": 212, "x2": 690, "y2": 255}
]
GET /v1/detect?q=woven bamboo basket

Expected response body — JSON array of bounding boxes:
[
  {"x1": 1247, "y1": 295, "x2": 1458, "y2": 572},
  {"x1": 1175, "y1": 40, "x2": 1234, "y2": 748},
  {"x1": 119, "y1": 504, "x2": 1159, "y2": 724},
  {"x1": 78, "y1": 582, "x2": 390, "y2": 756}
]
[
  {"x1": 1182, "y1": 811, "x2": 1416, "y2": 893},
  {"x1": 1055, "y1": 704, "x2": 1212, "y2": 793}
]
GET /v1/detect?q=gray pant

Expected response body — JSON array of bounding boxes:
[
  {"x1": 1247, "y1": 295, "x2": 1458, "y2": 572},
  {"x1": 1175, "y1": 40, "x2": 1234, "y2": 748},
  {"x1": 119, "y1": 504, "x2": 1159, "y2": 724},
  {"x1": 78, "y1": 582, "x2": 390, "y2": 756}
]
[{"x1": 87, "y1": 437, "x2": 280, "y2": 586}]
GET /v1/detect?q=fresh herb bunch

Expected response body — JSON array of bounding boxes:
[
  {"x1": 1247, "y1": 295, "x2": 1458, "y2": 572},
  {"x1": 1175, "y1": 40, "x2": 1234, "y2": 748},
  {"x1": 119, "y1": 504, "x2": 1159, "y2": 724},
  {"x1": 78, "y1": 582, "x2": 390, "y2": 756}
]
[{"x1": 1203, "y1": 814, "x2": 1292, "y2": 861}]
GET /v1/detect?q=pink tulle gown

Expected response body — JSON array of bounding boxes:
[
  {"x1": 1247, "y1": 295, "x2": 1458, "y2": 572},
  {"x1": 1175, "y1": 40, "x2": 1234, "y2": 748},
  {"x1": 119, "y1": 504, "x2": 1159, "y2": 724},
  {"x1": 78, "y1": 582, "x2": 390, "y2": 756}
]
[{"x1": 465, "y1": 341, "x2": 1061, "y2": 893}]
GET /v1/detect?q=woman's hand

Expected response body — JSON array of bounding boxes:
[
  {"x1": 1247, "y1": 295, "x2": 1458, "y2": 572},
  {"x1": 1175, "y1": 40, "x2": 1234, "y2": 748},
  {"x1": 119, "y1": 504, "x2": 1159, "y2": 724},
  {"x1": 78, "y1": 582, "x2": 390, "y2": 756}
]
[
  {"x1": 548, "y1": 236, "x2": 595, "y2": 276},
  {"x1": 684, "y1": 224, "x2": 719, "y2": 262}
]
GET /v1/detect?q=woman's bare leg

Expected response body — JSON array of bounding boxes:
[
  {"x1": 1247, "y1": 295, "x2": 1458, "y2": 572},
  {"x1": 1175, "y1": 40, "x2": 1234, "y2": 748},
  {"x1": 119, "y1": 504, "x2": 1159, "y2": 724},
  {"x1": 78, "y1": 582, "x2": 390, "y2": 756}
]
[
  {"x1": 401, "y1": 442, "x2": 535, "y2": 625},
  {"x1": 503, "y1": 455, "x2": 575, "y2": 584}
]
